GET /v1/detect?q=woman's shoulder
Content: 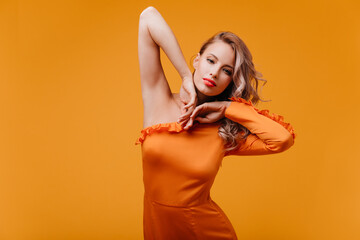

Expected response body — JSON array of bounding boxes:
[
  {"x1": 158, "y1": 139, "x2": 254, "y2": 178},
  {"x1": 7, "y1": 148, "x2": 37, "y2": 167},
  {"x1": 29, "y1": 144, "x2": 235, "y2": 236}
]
[{"x1": 142, "y1": 92, "x2": 182, "y2": 129}]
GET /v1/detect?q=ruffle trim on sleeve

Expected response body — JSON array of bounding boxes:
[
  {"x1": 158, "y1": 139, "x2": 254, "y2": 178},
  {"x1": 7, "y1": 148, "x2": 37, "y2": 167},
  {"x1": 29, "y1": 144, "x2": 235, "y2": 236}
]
[
  {"x1": 229, "y1": 97, "x2": 296, "y2": 139},
  {"x1": 135, "y1": 122, "x2": 184, "y2": 145}
]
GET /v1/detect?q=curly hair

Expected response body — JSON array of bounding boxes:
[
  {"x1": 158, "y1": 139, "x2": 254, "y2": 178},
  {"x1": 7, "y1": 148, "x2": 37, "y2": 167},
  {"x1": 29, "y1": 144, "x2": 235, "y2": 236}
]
[{"x1": 196, "y1": 31, "x2": 267, "y2": 152}]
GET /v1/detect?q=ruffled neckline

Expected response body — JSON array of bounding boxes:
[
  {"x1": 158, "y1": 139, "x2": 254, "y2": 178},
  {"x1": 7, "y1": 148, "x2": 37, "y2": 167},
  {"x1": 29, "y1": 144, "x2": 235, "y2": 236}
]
[
  {"x1": 135, "y1": 98, "x2": 296, "y2": 145},
  {"x1": 229, "y1": 97, "x2": 296, "y2": 139},
  {"x1": 135, "y1": 122, "x2": 184, "y2": 145}
]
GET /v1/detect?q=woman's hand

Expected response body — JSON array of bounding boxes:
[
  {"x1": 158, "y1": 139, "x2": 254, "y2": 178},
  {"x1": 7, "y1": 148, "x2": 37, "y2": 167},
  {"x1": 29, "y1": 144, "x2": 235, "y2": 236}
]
[
  {"x1": 178, "y1": 76, "x2": 197, "y2": 121},
  {"x1": 179, "y1": 101, "x2": 231, "y2": 130}
]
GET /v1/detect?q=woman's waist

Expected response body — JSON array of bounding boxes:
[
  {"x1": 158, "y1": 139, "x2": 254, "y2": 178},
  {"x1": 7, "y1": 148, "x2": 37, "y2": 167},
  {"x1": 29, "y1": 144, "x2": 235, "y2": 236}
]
[{"x1": 144, "y1": 191, "x2": 212, "y2": 207}]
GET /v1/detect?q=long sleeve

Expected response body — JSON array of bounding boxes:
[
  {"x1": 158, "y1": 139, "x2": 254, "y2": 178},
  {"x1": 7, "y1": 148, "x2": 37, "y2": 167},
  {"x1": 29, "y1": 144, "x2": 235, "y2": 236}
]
[{"x1": 224, "y1": 98, "x2": 295, "y2": 156}]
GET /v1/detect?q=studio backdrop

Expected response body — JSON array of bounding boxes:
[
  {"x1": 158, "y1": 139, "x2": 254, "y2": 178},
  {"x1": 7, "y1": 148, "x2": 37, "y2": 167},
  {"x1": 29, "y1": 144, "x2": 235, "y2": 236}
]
[{"x1": 1, "y1": 0, "x2": 359, "y2": 239}]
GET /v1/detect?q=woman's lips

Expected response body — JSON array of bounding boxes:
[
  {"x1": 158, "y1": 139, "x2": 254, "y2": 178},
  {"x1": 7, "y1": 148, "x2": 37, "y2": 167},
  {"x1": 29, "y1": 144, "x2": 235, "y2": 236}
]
[{"x1": 203, "y1": 78, "x2": 216, "y2": 87}]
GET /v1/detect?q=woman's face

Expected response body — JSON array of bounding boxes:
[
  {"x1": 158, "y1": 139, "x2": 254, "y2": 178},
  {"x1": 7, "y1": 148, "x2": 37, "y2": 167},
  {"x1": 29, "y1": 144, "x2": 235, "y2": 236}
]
[{"x1": 193, "y1": 41, "x2": 235, "y2": 97}]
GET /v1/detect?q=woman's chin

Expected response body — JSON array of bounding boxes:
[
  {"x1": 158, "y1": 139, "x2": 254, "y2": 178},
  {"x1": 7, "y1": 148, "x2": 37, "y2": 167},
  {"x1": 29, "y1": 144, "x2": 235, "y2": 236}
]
[
  {"x1": 198, "y1": 88, "x2": 221, "y2": 97},
  {"x1": 197, "y1": 89, "x2": 219, "y2": 98},
  {"x1": 194, "y1": 82, "x2": 223, "y2": 101}
]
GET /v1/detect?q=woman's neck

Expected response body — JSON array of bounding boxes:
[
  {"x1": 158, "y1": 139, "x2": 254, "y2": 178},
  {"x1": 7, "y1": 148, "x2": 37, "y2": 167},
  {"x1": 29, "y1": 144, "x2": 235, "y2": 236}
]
[{"x1": 195, "y1": 88, "x2": 216, "y2": 106}]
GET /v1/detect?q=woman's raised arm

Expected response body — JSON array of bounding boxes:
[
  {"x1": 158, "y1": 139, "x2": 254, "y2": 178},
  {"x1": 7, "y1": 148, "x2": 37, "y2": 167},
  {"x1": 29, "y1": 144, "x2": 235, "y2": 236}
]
[{"x1": 138, "y1": 7, "x2": 194, "y2": 126}]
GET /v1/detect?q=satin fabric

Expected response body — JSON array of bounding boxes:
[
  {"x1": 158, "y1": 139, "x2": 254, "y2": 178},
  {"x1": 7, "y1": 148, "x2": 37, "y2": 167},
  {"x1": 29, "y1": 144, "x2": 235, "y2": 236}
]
[{"x1": 136, "y1": 99, "x2": 295, "y2": 239}]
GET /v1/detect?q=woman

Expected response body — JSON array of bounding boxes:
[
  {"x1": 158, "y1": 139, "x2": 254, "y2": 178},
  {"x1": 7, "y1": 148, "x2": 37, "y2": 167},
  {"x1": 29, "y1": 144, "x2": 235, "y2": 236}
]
[{"x1": 136, "y1": 6, "x2": 295, "y2": 240}]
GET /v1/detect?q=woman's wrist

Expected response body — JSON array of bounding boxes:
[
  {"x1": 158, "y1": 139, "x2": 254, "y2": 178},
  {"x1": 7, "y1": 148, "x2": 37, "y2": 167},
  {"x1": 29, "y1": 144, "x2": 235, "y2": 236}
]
[
  {"x1": 222, "y1": 101, "x2": 231, "y2": 109},
  {"x1": 181, "y1": 72, "x2": 193, "y2": 82},
  {"x1": 220, "y1": 101, "x2": 231, "y2": 118}
]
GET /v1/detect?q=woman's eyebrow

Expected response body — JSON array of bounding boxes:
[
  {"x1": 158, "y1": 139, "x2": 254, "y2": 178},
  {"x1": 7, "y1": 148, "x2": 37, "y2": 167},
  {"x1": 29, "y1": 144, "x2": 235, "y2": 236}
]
[{"x1": 208, "y1": 53, "x2": 234, "y2": 69}]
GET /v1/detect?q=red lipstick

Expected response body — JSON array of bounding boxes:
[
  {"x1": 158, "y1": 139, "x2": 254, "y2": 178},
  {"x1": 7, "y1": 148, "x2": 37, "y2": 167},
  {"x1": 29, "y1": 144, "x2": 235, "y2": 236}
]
[{"x1": 203, "y1": 78, "x2": 216, "y2": 87}]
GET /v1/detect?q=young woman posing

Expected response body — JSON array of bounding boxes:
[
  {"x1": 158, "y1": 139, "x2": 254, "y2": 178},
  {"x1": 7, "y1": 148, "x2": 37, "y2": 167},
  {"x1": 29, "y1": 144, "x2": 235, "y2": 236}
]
[{"x1": 136, "y1": 6, "x2": 295, "y2": 240}]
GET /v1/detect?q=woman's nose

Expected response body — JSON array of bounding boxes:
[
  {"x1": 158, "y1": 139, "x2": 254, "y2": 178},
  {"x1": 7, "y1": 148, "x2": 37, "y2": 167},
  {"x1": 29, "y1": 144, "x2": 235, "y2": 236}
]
[{"x1": 210, "y1": 66, "x2": 220, "y2": 78}]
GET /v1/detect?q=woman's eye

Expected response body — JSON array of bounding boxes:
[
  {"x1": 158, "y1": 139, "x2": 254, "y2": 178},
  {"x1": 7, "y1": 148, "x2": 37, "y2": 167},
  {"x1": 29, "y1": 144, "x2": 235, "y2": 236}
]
[
  {"x1": 207, "y1": 59, "x2": 214, "y2": 64},
  {"x1": 223, "y1": 69, "x2": 232, "y2": 75}
]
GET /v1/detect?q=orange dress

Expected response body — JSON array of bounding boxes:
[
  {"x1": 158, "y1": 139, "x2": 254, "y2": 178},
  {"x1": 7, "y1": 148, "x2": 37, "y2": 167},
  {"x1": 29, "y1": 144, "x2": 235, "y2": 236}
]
[{"x1": 136, "y1": 98, "x2": 295, "y2": 240}]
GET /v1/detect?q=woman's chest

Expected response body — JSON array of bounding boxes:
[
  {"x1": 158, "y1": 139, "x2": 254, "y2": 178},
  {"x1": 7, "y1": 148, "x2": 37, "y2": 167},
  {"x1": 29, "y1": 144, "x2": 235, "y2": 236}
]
[{"x1": 141, "y1": 124, "x2": 225, "y2": 178}]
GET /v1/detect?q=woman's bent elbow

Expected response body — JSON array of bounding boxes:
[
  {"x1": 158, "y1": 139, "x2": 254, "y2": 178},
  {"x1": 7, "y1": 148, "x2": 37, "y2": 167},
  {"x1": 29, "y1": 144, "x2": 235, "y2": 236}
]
[
  {"x1": 140, "y1": 6, "x2": 158, "y2": 19},
  {"x1": 268, "y1": 133, "x2": 294, "y2": 153},
  {"x1": 277, "y1": 133, "x2": 294, "y2": 153}
]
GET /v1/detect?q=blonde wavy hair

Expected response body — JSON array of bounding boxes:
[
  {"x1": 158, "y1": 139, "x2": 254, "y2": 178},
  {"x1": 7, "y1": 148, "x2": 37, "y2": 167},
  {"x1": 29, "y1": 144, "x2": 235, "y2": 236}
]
[{"x1": 196, "y1": 31, "x2": 267, "y2": 152}]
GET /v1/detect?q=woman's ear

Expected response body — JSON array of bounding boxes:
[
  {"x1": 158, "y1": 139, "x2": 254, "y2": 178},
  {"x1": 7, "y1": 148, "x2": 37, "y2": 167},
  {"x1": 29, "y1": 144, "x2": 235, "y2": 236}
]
[{"x1": 193, "y1": 53, "x2": 200, "y2": 69}]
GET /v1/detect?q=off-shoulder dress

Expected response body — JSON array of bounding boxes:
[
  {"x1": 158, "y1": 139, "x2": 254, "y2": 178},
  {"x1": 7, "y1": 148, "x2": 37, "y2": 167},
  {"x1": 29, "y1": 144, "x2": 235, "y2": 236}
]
[{"x1": 136, "y1": 98, "x2": 295, "y2": 240}]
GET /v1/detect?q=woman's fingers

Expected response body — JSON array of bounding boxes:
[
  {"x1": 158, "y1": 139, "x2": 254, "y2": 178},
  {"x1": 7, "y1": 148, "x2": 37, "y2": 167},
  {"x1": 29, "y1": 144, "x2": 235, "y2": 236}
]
[
  {"x1": 184, "y1": 118, "x2": 194, "y2": 130},
  {"x1": 178, "y1": 106, "x2": 194, "y2": 128},
  {"x1": 181, "y1": 102, "x2": 220, "y2": 129},
  {"x1": 180, "y1": 102, "x2": 228, "y2": 129},
  {"x1": 183, "y1": 94, "x2": 196, "y2": 110},
  {"x1": 179, "y1": 118, "x2": 189, "y2": 128},
  {"x1": 183, "y1": 105, "x2": 199, "y2": 129},
  {"x1": 179, "y1": 104, "x2": 195, "y2": 120},
  {"x1": 178, "y1": 111, "x2": 191, "y2": 124},
  {"x1": 182, "y1": 106, "x2": 201, "y2": 129},
  {"x1": 195, "y1": 117, "x2": 211, "y2": 123},
  {"x1": 179, "y1": 78, "x2": 197, "y2": 124},
  {"x1": 181, "y1": 102, "x2": 188, "y2": 114},
  {"x1": 190, "y1": 103, "x2": 207, "y2": 119},
  {"x1": 179, "y1": 92, "x2": 196, "y2": 116}
]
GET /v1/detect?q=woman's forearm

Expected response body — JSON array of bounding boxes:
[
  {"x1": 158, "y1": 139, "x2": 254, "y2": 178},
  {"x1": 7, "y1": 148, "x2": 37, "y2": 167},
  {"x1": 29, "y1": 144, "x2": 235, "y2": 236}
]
[{"x1": 139, "y1": 7, "x2": 191, "y2": 80}]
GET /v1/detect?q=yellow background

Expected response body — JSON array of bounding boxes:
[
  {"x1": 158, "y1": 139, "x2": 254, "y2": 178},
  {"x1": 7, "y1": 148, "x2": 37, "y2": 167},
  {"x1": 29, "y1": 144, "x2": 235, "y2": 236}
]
[{"x1": 1, "y1": 0, "x2": 360, "y2": 239}]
